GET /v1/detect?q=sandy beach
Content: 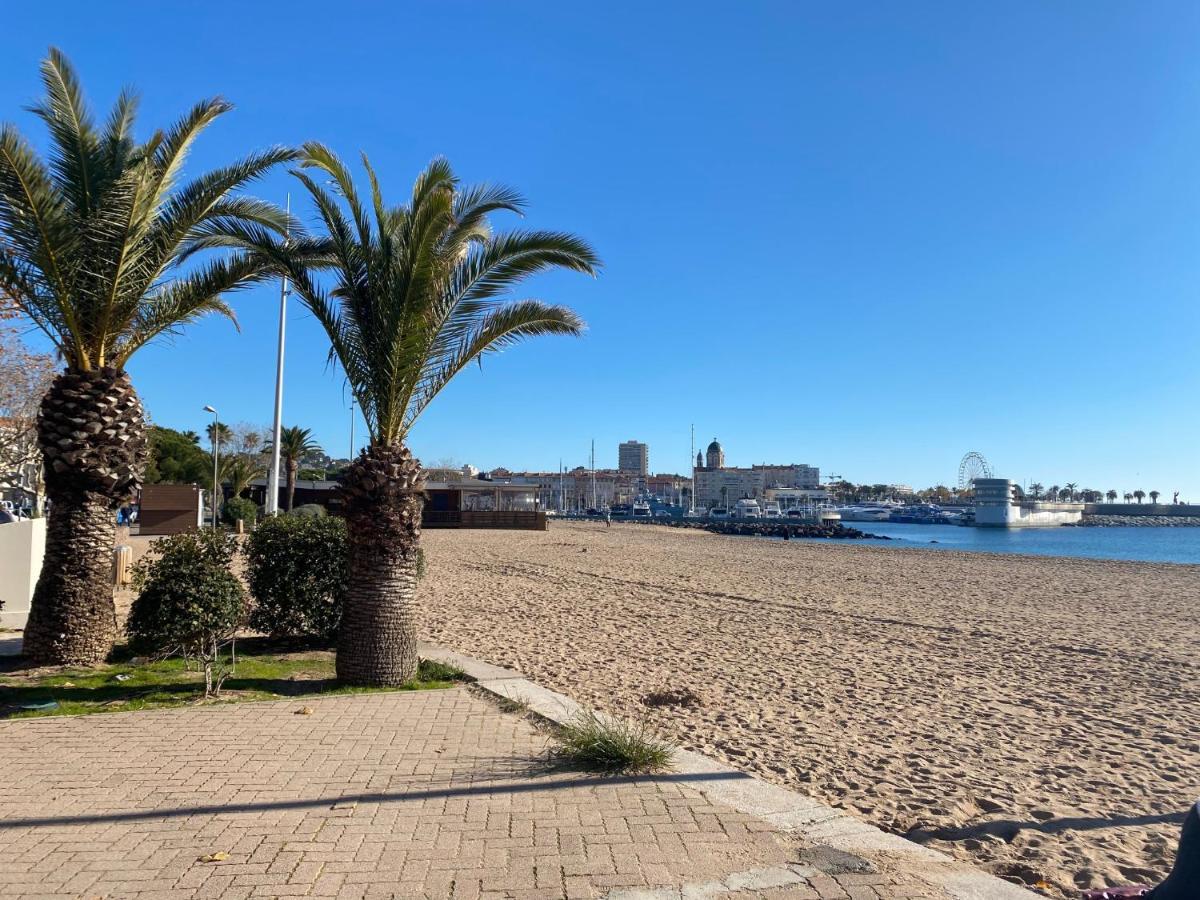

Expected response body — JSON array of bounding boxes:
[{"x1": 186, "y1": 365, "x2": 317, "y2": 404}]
[{"x1": 421, "y1": 520, "x2": 1200, "y2": 897}]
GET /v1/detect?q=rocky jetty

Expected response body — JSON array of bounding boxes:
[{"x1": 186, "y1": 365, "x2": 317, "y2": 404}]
[
  {"x1": 662, "y1": 519, "x2": 886, "y2": 540},
  {"x1": 1077, "y1": 515, "x2": 1200, "y2": 527}
]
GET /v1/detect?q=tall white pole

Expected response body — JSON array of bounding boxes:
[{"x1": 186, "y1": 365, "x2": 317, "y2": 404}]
[
  {"x1": 591, "y1": 440, "x2": 596, "y2": 509},
  {"x1": 266, "y1": 195, "x2": 290, "y2": 516},
  {"x1": 349, "y1": 397, "x2": 355, "y2": 460}
]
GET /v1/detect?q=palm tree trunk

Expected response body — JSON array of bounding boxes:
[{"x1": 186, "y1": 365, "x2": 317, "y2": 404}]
[
  {"x1": 335, "y1": 444, "x2": 424, "y2": 685},
  {"x1": 286, "y1": 459, "x2": 297, "y2": 511},
  {"x1": 23, "y1": 493, "x2": 119, "y2": 663},
  {"x1": 22, "y1": 368, "x2": 147, "y2": 666}
]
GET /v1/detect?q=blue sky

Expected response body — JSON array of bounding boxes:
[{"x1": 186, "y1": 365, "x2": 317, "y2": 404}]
[{"x1": 5, "y1": 3, "x2": 1199, "y2": 496}]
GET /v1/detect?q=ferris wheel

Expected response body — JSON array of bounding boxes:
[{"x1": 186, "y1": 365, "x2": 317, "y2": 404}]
[{"x1": 957, "y1": 452, "x2": 992, "y2": 491}]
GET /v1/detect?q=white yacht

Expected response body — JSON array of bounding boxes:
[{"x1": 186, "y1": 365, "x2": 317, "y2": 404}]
[
  {"x1": 837, "y1": 505, "x2": 894, "y2": 522},
  {"x1": 734, "y1": 498, "x2": 762, "y2": 519}
]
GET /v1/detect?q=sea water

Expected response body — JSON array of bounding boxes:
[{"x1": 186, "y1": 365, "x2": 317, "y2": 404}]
[{"x1": 800, "y1": 522, "x2": 1200, "y2": 564}]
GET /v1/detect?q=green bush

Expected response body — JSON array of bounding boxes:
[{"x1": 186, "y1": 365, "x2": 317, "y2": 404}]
[
  {"x1": 127, "y1": 530, "x2": 248, "y2": 694},
  {"x1": 289, "y1": 503, "x2": 326, "y2": 518},
  {"x1": 222, "y1": 496, "x2": 257, "y2": 528},
  {"x1": 245, "y1": 515, "x2": 347, "y2": 641}
]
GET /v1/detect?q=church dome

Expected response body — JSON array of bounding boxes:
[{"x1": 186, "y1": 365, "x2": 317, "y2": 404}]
[{"x1": 705, "y1": 439, "x2": 725, "y2": 469}]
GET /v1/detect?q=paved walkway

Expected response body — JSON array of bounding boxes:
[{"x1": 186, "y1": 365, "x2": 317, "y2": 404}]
[{"x1": 0, "y1": 686, "x2": 952, "y2": 900}]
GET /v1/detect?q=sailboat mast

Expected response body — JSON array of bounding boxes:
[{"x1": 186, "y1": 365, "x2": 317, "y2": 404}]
[{"x1": 690, "y1": 423, "x2": 696, "y2": 513}]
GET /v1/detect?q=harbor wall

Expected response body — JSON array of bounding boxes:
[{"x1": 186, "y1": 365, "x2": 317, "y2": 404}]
[
  {"x1": 975, "y1": 502, "x2": 1083, "y2": 528},
  {"x1": 1083, "y1": 503, "x2": 1200, "y2": 517}
]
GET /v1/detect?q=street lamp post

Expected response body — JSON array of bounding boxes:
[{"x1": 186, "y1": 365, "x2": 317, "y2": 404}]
[
  {"x1": 266, "y1": 195, "x2": 291, "y2": 517},
  {"x1": 204, "y1": 405, "x2": 219, "y2": 529}
]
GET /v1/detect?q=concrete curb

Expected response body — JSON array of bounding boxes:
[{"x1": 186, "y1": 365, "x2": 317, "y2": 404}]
[{"x1": 419, "y1": 642, "x2": 1038, "y2": 900}]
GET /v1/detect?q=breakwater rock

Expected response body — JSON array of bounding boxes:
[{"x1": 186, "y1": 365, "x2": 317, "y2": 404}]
[
  {"x1": 1077, "y1": 515, "x2": 1200, "y2": 527},
  {"x1": 664, "y1": 519, "x2": 886, "y2": 540}
]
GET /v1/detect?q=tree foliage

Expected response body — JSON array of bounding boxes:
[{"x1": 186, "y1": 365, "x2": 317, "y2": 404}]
[
  {"x1": 245, "y1": 514, "x2": 348, "y2": 642},
  {"x1": 127, "y1": 529, "x2": 247, "y2": 695},
  {"x1": 144, "y1": 425, "x2": 209, "y2": 484},
  {"x1": 0, "y1": 49, "x2": 297, "y2": 373}
]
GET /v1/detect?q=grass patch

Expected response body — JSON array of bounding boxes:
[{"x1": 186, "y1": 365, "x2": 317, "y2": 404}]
[
  {"x1": 553, "y1": 708, "x2": 675, "y2": 774},
  {"x1": 0, "y1": 647, "x2": 467, "y2": 719},
  {"x1": 417, "y1": 658, "x2": 467, "y2": 683},
  {"x1": 494, "y1": 694, "x2": 531, "y2": 715}
]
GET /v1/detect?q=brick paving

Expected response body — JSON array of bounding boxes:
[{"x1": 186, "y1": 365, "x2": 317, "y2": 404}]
[{"x1": 0, "y1": 687, "x2": 945, "y2": 899}]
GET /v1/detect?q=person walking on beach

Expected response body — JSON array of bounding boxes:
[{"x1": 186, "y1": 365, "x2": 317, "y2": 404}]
[{"x1": 605, "y1": 510, "x2": 611, "y2": 528}]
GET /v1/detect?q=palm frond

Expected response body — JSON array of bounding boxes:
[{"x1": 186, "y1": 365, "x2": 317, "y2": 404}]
[
  {"x1": 279, "y1": 156, "x2": 599, "y2": 447},
  {"x1": 0, "y1": 124, "x2": 85, "y2": 359},
  {"x1": 113, "y1": 251, "x2": 276, "y2": 364},
  {"x1": 0, "y1": 51, "x2": 295, "y2": 371},
  {"x1": 406, "y1": 300, "x2": 583, "y2": 433},
  {"x1": 28, "y1": 47, "x2": 101, "y2": 214},
  {"x1": 101, "y1": 87, "x2": 139, "y2": 175}
]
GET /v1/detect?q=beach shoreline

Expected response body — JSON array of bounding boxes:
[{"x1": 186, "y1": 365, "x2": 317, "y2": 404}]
[{"x1": 421, "y1": 520, "x2": 1200, "y2": 898}]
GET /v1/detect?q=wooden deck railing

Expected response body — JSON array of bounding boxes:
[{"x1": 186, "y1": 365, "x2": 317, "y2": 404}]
[{"x1": 422, "y1": 510, "x2": 546, "y2": 530}]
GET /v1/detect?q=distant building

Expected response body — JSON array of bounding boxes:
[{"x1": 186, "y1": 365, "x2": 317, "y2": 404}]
[
  {"x1": 618, "y1": 440, "x2": 649, "y2": 476},
  {"x1": 753, "y1": 463, "x2": 820, "y2": 490},
  {"x1": 692, "y1": 438, "x2": 821, "y2": 508},
  {"x1": 695, "y1": 467, "x2": 763, "y2": 508}
]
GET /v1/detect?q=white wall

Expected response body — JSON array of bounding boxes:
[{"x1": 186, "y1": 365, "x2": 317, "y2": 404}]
[{"x1": 0, "y1": 518, "x2": 46, "y2": 629}]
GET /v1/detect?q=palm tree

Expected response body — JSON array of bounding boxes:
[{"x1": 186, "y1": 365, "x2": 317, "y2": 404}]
[
  {"x1": 1133, "y1": 490, "x2": 1146, "y2": 504},
  {"x1": 1149, "y1": 490, "x2": 1160, "y2": 504},
  {"x1": 1047, "y1": 485, "x2": 1060, "y2": 503},
  {"x1": 263, "y1": 148, "x2": 598, "y2": 685},
  {"x1": 206, "y1": 421, "x2": 233, "y2": 449},
  {"x1": 1064, "y1": 482, "x2": 1078, "y2": 501},
  {"x1": 1107, "y1": 489, "x2": 1118, "y2": 503},
  {"x1": 263, "y1": 425, "x2": 322, "y2": 511},
  {"x1": 1028, "y1": 482, "x2": 1044, "y2": 500},
  {"x1": 1124, "y1": 492, "x2": 1133, "y2": 503},
  {"x1": 0, "y1": 50, "x2": 294, "y2": 664},
  {"x1": 221, "y1": 454, "x2": 265, "y2": 498}
]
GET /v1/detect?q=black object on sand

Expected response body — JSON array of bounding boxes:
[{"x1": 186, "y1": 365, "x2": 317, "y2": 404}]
[{"x1": 1149, "y1": 797, "x2": 1199, "y2": 899}]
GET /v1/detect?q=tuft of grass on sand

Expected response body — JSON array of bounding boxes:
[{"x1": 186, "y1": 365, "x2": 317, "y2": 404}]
[
  {"x1": 0, "y1": 647, "x2": 468, "y2": 719},
  {"x1": 553, "y1": 708, "x2": 675, "y2": 774}
]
